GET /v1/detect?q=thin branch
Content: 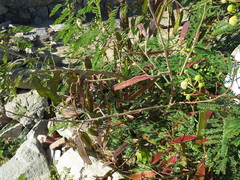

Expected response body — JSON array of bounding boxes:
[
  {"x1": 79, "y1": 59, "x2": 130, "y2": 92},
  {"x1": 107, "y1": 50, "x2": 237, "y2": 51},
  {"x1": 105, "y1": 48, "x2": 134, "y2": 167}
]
[{"x1": 179, "y1": 3, "x2": 207, "y2": 75}]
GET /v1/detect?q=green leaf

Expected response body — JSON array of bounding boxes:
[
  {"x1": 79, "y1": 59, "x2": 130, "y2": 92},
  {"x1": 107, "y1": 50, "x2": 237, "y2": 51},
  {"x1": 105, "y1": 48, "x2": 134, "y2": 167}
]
[
  {"x1": 33, "y1": 75, "x2": 61, "y2": 105},
  {"x1": 18, "y1": 174, "x2": 26, "y2": 180},
  {"x1": 49, "y1": 4, "x2": 63, "y2": 17}
]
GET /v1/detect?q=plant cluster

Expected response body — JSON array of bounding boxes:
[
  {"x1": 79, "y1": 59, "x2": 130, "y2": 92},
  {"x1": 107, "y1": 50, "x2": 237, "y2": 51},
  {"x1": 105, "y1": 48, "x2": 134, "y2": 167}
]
[{"x1": 0, "y1": 0, "x2": 240, "y2": 179}]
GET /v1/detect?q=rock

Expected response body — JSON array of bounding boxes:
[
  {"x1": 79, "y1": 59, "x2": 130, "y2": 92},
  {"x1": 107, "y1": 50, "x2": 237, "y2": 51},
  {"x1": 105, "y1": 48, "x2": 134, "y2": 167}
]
[
  {"x1": 0, "y1": 123, "x2": 23, "y2": 138},
  {"x1": 36, "y1": 27, "x2": 48, "y2": 36},
  {"x1": 0, "y1": 20, "x2": 11, "y2": 27},
  {"x1": 224, "y1": 45, "x2": 240, "y2": 96},
  {"x1": 27, "y1": 0, "x2": 63, "y2": 7},
  {"x1": 56, "y1": 148, "x2": 123, "y2": 180},
  {"x1": 27, "y1": 120, "x2": 49, "y2": 139},
  {"x1": 49, "y1": 137, "x2": 66, "y2": 150},
  {"x1": 0, "y1": 5, "x2": 9, "y2": 15},
  {"x1": 0, "y1": 101, "x2": 11, "y2": 126},
  {"x1": 4, "y1": 90, "x2": 48, "y2": 128},
  {"x1": 35, "y1": 6, "x2": 49, "y2": 20},
  {"x1": 11, "y1": 0, "x2": 27, "y2": 9},
  {"x1": 0, "y1": 138, "x2": 50, "y2": 180},
  {"x1": 18, "y1": 7, "x2": 31, "y2": 19},
  {"x1": 34, "y1": 16, "x2": 43, "y2": 25},
  {"x1": 49, "y1": 24, "x2": 65, "y2": 32}
]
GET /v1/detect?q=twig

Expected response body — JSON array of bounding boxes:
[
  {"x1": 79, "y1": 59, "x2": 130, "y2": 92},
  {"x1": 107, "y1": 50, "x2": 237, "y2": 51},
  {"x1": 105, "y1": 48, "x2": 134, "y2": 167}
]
[{"x1": 179, "y1": 3, "x2": 207, "y2": 75}]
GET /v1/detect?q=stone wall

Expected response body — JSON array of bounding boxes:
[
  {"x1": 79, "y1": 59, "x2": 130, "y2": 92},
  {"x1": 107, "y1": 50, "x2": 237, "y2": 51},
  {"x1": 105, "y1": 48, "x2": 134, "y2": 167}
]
[
  {"x1": 0, "y1": 0, "x2": 65, "y2": 25},
  {"x1": 0, "y1": 0, "x2": 142, "y2": 25}
]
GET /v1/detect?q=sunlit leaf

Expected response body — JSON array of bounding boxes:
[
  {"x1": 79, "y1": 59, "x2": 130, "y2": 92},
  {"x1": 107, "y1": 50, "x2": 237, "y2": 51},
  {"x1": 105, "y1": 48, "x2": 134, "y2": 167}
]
[
  {"x1": 167, "y1": 153, "x2": 179, "y2": 164},
  {"x1": 195, "y1": 160, "x2": 205, "y2": 180},
  {"x1": 76, "y1": 133, "x2": 92, "y2": 165},
  {"x1": 150, "y1": 152, "x2": 163, "y2": 164},
  {"x1": 129, "y1": 171, "x2": 157, "y2": 180},
  {"x1": 169, "y1": 135, "x2": 199, "y2": 145},
  {"x1": 179, "y1": 21, "x2": 190, "y2": 48},
  {"x1": 113, "y1": 75, "x2": 153, "y2": 90},
  {"x1": 112, "y1": 142, "x2": 129, "y2": 158}
]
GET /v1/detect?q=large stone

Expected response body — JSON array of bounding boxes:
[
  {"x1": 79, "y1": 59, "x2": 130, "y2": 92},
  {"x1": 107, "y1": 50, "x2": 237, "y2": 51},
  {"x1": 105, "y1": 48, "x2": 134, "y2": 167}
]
[
  {"x1": 4, "y1": 90, "x2": 48, "y2": 128},
  {"x1": 0, "y1": 138, "x2": 50, "y2": 180},
  {"x1": 0, "y1": 123, "x2": 23, "y2": 138},
  {"x1": 0, "y1": 5, "x2": 9, "y2": 15},
  {"x1": 27, "y1": 120, "x2": 49, "y2": 139},
  {"x1": 225, "y1": 45, "x2": 240, "y2": 96},
  {"x1": 0, "y1": 101, "x2": 11, "y2": 126},
  {"x1": 27, "y1": 0, "x2": 63, "y2": 7},
  {"x1": 56, "y1": 148, "x2": 123, "y2": 180}
]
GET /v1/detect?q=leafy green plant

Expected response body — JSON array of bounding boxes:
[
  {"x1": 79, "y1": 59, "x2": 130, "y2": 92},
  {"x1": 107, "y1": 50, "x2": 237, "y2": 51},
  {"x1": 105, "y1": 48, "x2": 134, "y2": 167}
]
[{"x1": 0, "y1": 0, "x2": 240, "y2": 179}]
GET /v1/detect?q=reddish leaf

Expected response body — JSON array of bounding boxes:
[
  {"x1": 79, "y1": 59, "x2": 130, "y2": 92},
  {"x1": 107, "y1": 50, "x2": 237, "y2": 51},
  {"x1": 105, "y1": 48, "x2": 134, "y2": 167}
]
[
  {"x1": 137, "y1": 24, "x2": 147, "y2": 37},
  {"x1": 206, "y1": 111, "x2": 213, "y2": 120},
  {"x1": 195, "y1": 138, "x2": 210, "y2": 144},
  {"x1": 185, "y1": 60, "x2": 206, "y2": 68},
  {"x1": 179, "y1": 21, "x2": 190, "y2": 48},
  {"x1": 102, "y1": 161, "x2": 114, "y2": 168},
  {"x1": 128, "y1": 77, "x2": 158, "y2": 100},
  {"x1": 195, "y1": 160, "x2": 205, "y2": 180},
  {"x1": 169, "y1": 135, "x2": 199, "y2": 145},
  {"x1": 97, "y1": 131, "x2": 103, "y2": 148},
  {"x1": 112, "y1": 142, "x2": 129, "y2": 158},
  {"x1": 150, "y1": 152, "x2": 163, "y2": 164},
  {"x1": 113, "y1": 75, "x2": 153, "y2": 90},
  {"x1": 167, "y1": 153, "x2": 179, "y2": 164},
  {"x1": 149, "y1": 19, "x2": 156, "y2": 38},
  {"x1": 157, "y1": 160, "x2": 167, "y2": 168},
  {"x1": 129, "y1": 171, "x2": 157, "y2": 180},
  {"x1": 187, "y1": 111, "x2": 198, "y2": 117},
  {"x1": 76, "y1": 133, "x2": 92, "y2": 165}
]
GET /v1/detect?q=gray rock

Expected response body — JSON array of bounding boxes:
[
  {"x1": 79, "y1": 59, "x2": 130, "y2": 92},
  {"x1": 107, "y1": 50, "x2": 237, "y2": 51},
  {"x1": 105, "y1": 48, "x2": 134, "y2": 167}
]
[
  {"x1": 35, "y1": 6, "x2": 49, "y2": 20},
  {"x1": 0, "y1": 123, "x2": 23, "y2": 138},
  {"x1": 18, "y1": 7, "x2": 31, "y2": 19},
  {"x1": 56, "y1": 148, "x2": 123, "y2": 180},
  {"x1": 0, "y1": 101, "x2": 11, "y2": 126},
  {"x1": 4, "y1": 90, "x2": 48, "y2": 128},
  {"x1": 34, "y1": 16, "x2": 43, "y2": 25},
  {"x1": 0, "y1": 138, "x2": 50, "y2": 180},
  {"x1": 27, "y1": 0, "x2": 63, "y2": 7},
  {"x1": 36, "y1": 27, "x2": 48, "y2": 36},
  {"x1": 0, "y1": 20, "x2": 11, "y2": 27},
  {"x1": 27, "y1": 120, "x2": 49, "y2": 139},
  {"x1": 11, "y1": 0, "x2": 27, "y2": 9},
  {"x1": 0, "y1": 5, "x2": 9, "y2": 15}
]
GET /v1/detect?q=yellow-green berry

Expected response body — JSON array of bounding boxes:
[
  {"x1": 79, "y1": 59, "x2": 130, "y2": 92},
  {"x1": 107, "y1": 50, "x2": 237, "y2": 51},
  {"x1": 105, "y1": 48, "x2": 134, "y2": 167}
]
[
  {"x1": 227, "y1": 4, "x2": 237, "y2": 13},
  {"x1": 181, "y1": 81, "x2": 188, "y2": 89},
  {"x1": 198, "y1": 82, "x2": 205, "y2": 88},
  {"x1": 229, "y1": 16, "x2": 238, "y2": 25},
  {"x1": 184, "y1": 69, "x2": 189, "y2": 74},
  {"x1": 195, "y1": 75, "x2": 202, "y2": 81},
  {"x1": 184, "y1": 78, "x2": 190, "y2": 82},
  {"x1": 186, "y1": 94, "x2": 191, "y2": 100},
  {"x1": 221, "y1": 0, "x2": 227, "y2": 4}
]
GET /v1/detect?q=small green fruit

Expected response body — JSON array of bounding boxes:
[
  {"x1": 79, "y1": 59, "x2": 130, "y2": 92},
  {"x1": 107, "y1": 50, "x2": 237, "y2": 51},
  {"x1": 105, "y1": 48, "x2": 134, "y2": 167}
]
[
  {"x1": 184, "y1": 69, "x2": 189, "y2": 74},
  {"x1": 186, "y1": 94, "x2": 191, "y2": 100},
  {"x1": 194, "y1": 75, "x2": 202, "y2": 81},
  {"x1": 184, "y1": 78, "x2": 190, "y2": 82},
  {"x1": 198, "y1": 82, "x2": 205, "y2": 88},
  {"x1": 227, "y1": 4, "x2": 237, "y2": 13},
  {"x1": 229, "y1": 16, "x2": 238, "y2": 25}
]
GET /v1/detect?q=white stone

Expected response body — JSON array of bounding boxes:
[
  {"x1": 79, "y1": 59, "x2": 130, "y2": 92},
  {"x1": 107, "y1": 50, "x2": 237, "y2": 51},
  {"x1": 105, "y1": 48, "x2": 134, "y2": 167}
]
[
  {"x1": 0, "y1": 138, "x2": 50, "y2": 180},
  {"x1": 56, "y1": 148, "x2": 122, "y2": 180},
  {"x1": 224, "y1": 45, "x2": 240, "y2": 96},
  {"x1": 4, "y1": 90, "x2": 48, "y2": 127}
]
